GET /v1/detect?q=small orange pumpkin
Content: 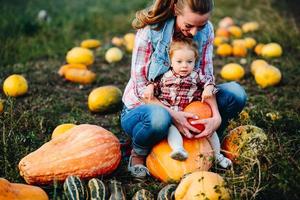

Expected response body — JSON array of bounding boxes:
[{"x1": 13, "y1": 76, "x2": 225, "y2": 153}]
[
  {"x1": 183, "y1": 101, "x2": 212, "y2": 133},
  {"x1": 146, "y1": 138, "x2": 213, "y2": 183},
  {"x1": 0, "y1": 178, "x2": 48, "y2": 200}
]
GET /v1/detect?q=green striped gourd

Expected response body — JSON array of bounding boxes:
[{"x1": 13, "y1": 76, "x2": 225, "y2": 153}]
[
  {"x1": 63, "y1": 175, "x2": 88, "y2": 200},
  {"x1": 157, "y1": 184, "x2": 177, "y2": 200},
  {"x1": 88, "y1": 178, "x2": 107, "y2": 200},
  {"x1": 132, "y1": 189, "x2": 154, "y2": 200},
  {"x1": 108, "y1": 180, "x2": 126, "y2": 200}
]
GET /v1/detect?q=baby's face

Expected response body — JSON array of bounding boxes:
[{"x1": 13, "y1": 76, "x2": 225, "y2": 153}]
[{"x1": 170, "y1": 47, "x2": 196, "y2": 77}]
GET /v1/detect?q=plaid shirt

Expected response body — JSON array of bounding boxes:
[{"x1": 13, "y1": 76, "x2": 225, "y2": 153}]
[
  {"x1": 122, "y1": 21, "x2": 215, "y2": 109},
  {"x1": 156, "y1": 70, "x2": 203, "y2": 111}
]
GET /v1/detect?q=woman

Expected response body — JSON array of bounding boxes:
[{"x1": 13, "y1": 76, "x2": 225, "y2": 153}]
[{"x1": 121, "y1": 0, "x2": 247, "y2": 178}]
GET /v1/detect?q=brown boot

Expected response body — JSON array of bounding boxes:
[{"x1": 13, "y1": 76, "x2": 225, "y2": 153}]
[{"x1": 130, "y1": 150, "x2": 145, "y2": 165}]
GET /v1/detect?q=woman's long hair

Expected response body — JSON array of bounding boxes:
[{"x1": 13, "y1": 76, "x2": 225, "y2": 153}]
[{"x1": 132, "y1": 0, "x2": 213, "y2": 30}]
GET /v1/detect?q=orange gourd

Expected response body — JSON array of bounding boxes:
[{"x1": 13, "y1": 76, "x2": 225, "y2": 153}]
[
  {"x1": 183, "y1": 101, "x2": 212, "y2": 133},
  {"x1": 0, "y1": 178, "x2": 48, "y2": 200},
  {"x1": 222, "y1": 125, "x2": 267, "y2": 163},
  {"x1": 146, "y1": 138, "x2": 213, "y2": 183},
  {"x1": 19, "y1": 124, "x2": 121, "y2": 185}
]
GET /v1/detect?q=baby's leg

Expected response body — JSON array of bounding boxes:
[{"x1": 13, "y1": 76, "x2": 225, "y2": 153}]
[
  {"x1": 208, "y1": 132, "x2": 232, "y2": 168},
  {"x1": 167, "y1": 125, "x2": 188, "y2": 161}
]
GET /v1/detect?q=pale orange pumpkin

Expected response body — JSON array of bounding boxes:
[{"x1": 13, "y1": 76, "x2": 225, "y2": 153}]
[
  {"x1": 64, "y1": 68, "x2": 96, "y2": 84},
  {"x1": 232, "y1": 45, "x2": 247, "y2": 57},
  {"x1": 146, "y1": 138, "x2": 213, "y2": 183},
  {"x1": 183, "y1": 101, "x2": 212, "y2": 133},
  {"x1": 175, "y1": 171, "x2": 230, "y2": 200},
  {"x1": 0, "y1": 178, "x2": 48, "y2": 200},
  {"x1": 19, "y1": 124, "x2": 121, "y2": 184},
  {"x1": 215, "y1": 28, "x2": 230, "y2": 38}
]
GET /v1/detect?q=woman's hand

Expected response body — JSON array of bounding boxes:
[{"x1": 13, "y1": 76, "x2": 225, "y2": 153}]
[
  {"x1": 192, "y1": 116, "x2": 222, "y2": 138},
  {"x1": 170, "y1": 110, "x2": 201, "y2": 139}
]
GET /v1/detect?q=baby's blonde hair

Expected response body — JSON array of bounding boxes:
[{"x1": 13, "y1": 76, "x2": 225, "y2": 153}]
[{"x1": 169, "y1": 38, "x2": 199, "y2": 61}]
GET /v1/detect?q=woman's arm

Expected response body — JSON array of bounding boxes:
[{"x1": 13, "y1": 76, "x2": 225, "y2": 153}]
[
  {"x1": 130, "y1": 28, "x2": 153, "y2": 99},
  {"x1": 193, "y1": 95, "x2": 222, "y2": 138}
]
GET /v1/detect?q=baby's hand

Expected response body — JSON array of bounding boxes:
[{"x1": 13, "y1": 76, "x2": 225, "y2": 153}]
[
  {"x1": 201, "y1": 84, "x2": 215, "y2": 102},
  {"x1": 143, "y1": 84, "x2": 155, "y2": 100}
]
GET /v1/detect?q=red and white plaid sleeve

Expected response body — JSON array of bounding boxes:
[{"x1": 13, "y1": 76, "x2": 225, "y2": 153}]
[
  {"x1": 199, "y1": 22, "x2": 216, "y2": 87},
  {"x1": 122, "y1": 27, "x2": 153, "y2": 109}
]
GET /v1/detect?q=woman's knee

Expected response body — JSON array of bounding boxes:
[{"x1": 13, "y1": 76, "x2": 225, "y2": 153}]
[
  {"x1": 146, "y1": 104, "x2": 172, "y2": 134},
  {"x1": 218, "y1": 81, "x2": 247, "y2": 111}
]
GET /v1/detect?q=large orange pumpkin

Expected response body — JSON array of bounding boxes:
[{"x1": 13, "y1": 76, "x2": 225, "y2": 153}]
[
  {"x1": 183, "y1": 101, "x2": 212, "y2": 133},
  {"x1": 19, "y1": 124, "x2": 121, "y2": 185},
  {"x1": 146, "y1": 138, "x2": 213, "y2": 183}
]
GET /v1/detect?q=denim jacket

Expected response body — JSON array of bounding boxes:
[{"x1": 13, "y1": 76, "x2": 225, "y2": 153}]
[{"x1": 147, "y1": 18, "x2": 213, "y2": 82}]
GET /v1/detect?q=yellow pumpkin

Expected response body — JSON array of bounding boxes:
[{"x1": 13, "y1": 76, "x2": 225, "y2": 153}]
[
  {"x1": 261, "y1": 43, "x2": 283, "y2": 58},
  {"x1": 105, "y1": 47, "x2": 123, "y2": 63},
  {"x1": 64, "y1": 68, "x2": 96, "y2": 84},
  {"x1": 216, "y1": 43, "x2": 232, "y2": 57},
  {"x1": 244, "y1": 37, "x2": 257, "y2": 49},
  {"x1": 213, "y1": 36, "x2": 228, "y2": 46},
  {"x1": 228, "y1": 25, "x2": 243, "y2": 38},
  {"x1": 175, "y1": 171, "x2": 230, "y2": 200},
  {"x1": 146, "y1": 138, "x2": 213, "y2": 183},
  {"x1": 51, "y1": 123, "x2": 77, "y2": 139},
  {"x1": 242, "y1": 21, "x2": 259, "y2": 33},
  {"x1": 232, "y1": 45, "x2": 247, "y2": 57},
  {"x1": 80, "y1": 39, "x2": 101, "y2": 49},
  {"x1": 88, "y1": 85, "x2": 122, "y2": 112},
  {"x1": 111, "y1": 37, "x2": 124, "y2": 47},
  {"x1": 218, "y1": 17, "x2": 234, "y2": 28},
  {"x1": 0, "y1": 178, "x2": 48, "y2": 200},
  {"x1": 220, "y1": 63, "x2": 245, "y2": 81},
  {"x1": 222, "y1": 125, "x2": 267, "y2": 163},
  {"x1": 3, "y1": 74, "x2": 28, "y2": 97},
  {"x1": 250, "y1": 59, "x2": 269, "y2": 75},
  {"x1": 66, "y1": 47, "x2": 94, "y2": 65},
  {"x1": 254, "y1": 43, "x2": 265, "y2": 56},
  {"x1": 254, "y1": 65, "x2": 282, "y2": 88},
  {"x1": 58, "y1": 63, "x2": 88, "y2": 76},
  {"x1": 123, "y1": 33, "x2": 135, "y2": 52}
]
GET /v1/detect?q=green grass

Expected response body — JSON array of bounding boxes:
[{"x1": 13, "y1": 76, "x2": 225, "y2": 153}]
[{"x1": 0, "y1": 0, "x2": 299, "y2": 199}]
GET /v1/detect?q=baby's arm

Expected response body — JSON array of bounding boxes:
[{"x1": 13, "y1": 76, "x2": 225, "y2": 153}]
[
  {"x1": 143, "y1": 83, "x2": 155, "y2": 100},
  {"x1": 202, "y1": 84, "x2": 216, "y2": 102}
]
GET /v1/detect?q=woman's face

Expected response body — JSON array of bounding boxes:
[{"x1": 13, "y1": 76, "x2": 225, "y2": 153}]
[{"x1": 175, "y1": 5, "x2": 210, "y2": 38}]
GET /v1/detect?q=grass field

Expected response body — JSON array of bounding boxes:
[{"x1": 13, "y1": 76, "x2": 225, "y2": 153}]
[{"x1": 0, "y1": 0, "x2": 299, "y2": 199}]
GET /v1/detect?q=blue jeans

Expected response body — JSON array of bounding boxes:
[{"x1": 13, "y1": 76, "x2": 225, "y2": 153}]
[{"x1": 121, "y1": 81, "x2": 247, "y2": 156}]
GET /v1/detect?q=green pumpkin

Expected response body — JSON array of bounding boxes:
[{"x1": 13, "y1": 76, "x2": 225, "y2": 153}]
[
  {"x1": 157, "y1": 184, "x2": 177, "y2": 200},
  {"x1": 108, "y1": 180, "x2": 126, "y2": 200},
  {"x1": 88, "y1": 178, "x2": 107, "y2": 200},
  {"x1": 132, "y1": 189, "x2": 154, "y2": 200},
  {"x1": 63, "y1": 175, "x2": 88, "y2": 200}
]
